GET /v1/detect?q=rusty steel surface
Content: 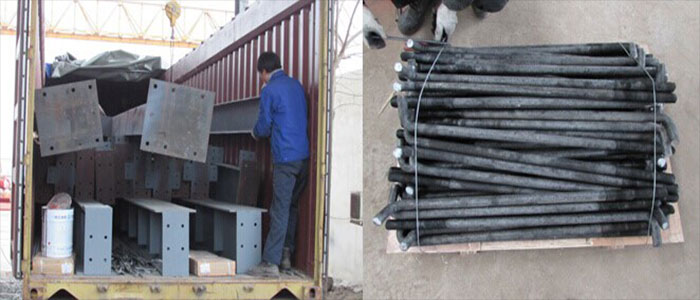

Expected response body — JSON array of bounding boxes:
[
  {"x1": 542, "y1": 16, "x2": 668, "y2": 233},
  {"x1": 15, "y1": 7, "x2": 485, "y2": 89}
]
[
  {"x1": 74, "y1": 149, "x2": 95, "y2": 200},
  {"x1": 51, "y1": 153, "x2": 75, "y2": 195},
  {"x1": 169, "y1": 0, "x2": 320, "y2": 275},
  {"x1": 112, "y1": 140, "x2": 132, "y2": 198},
  {"x1": 131, "y1": 148, "x2": 152, "y2": 198},
  {"x1": 140, "y1": 79, "x2": 215, "y2": 163},
  {"x1": 34, "y1": 79, "x2": 104, "y2": 156},
  {"x1": 32, "y1": 146, "x2": 55, "y2": 205},
  {"x1": 95, "y1": 149, "x2": 116, "y2": 205}
]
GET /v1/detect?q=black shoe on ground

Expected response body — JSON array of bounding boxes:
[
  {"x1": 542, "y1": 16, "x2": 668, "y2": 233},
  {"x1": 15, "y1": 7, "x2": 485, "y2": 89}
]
[
  {"x1": 472, "y1": 5, "x2": 487, "y2": 18},
  {"x1": 280, "y1": 247, "x2": 292, "y2": 271},
  {"x1": 247, "y1": 261, "x2": 280, "y2": 277},
  {"x1": 442, "y1": 0, "x2": 472, "y2": 11},
  {"x1": 397, "y1": 0, "x2": 435, "y2": 36}
]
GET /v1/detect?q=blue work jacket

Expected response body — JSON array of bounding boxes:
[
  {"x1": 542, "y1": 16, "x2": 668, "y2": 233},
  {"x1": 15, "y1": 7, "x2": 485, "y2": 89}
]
[{"x1": 253, "y1": 70, "x2": 310, "y2": 164}]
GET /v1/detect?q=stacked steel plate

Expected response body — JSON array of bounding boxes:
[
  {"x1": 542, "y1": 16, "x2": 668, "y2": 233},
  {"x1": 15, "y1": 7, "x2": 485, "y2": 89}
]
[{"x1": 374, "y1": 41, "x2": 680, "y2": 251}]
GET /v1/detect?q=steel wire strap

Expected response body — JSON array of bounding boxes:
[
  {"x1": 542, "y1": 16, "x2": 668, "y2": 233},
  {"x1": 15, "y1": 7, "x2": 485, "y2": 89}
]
[
  {"x1": 414, "y1": 45, "x2": 446, "y2": 248},
  {"x1": 618, "y1": 42, "x2": 658, "y2": 239}
]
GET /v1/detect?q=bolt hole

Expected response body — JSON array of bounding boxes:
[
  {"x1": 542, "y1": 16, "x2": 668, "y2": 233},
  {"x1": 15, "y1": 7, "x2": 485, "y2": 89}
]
[
  {"x1": 167, "y1": 247, "x2": 170, "y2": 251},
  {"x1": 89, "y1": 235, "x2": 93, "y2": 239},
  {"x1": 145, "y1": 141, "x2": 150, "y2": 146},
  {"x1": 181, "y1": 224, "x2": 184, "y2": 228},
  {"x1": 153, "y1": 84, "x2": 158, "y2": 89},
  {"x1": 71, "y1": 88, "x2": 75, "y2": 92},
  {"x1": 163, "y1": 145, "x2": 168, "y2": 149},
  {"x1": 104, "y1": 258, "x2": 107, "y2": 262},
  {"x1": 240, "y1": 223, "x2": 243, "y2": 227},
  {"x1": 42, "y1": 92, "x2": 46, "y2": 97},
  {"x1": 254, "y1": 222, "x2": 257, "y2": 227},
  {"x1": 50, "y1": 146, "x2": 54, "y2": 150},
  {"x1": 240, "y1": 245, "x2": 243, "y2": 248},
  {"x1": 171, "y1": 88, "x2": 176, "y2": 92},
  {"x1": 254, "y1": 244, "x2": 257, "y2": 248},
  {"x1": 95, "y1": 138, "x2": 100, "y2": 142},
  {"x1": 181, "y1": 247, "x2": 184, "y2": 251},
  {"x1": 201, "y1": 94, "x2": 204, "y2": 99},
  {"x1": 89, "y1": 258, "x2": 93, "y2": 262},
  {"x1": 167, "y1": 224, "x2": 170, "y2": 228},
  {"x1": 88, "y1": 85, "x2": 92, "y2": 89},
  {"x1": 104, "y1": 235, "x2": 108, "y2": 239}
]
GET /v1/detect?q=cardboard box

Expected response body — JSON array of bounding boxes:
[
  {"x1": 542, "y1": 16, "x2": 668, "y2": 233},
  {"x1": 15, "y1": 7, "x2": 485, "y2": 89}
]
[
  {"x1": 189, "y1": 251, "x2": 235, "y2": 277},
  {"x1": 32, "y1": 254, "x2": 74, "y2": 275}
]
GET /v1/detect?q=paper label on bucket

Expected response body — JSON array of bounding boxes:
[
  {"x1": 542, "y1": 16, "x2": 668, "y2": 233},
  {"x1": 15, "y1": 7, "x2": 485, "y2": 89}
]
[{"x1": 44, "y1": 208, "x2": 74, "y2": 258}]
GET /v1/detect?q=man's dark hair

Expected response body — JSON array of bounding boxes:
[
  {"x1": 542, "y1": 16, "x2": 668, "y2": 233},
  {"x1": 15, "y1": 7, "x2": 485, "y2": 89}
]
[{"x1": 257, "y1": 52, "x2": 281, "y2": 73}]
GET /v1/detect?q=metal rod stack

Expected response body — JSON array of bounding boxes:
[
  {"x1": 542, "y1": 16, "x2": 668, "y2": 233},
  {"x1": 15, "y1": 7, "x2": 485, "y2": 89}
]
[{"x1": 374, "y1": 41, "x2": 680, "y2": 251}]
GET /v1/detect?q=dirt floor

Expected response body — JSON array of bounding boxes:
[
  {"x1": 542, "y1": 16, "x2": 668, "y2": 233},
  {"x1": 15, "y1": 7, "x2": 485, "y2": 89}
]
[
  {"x1": 362, "y1": 1, "x2": 700, "y2": 299},
  {"x1": 326, "y1": 286, "x2": 362, "y2": 300},
  {"x1": 0, "y1": 277, "x2": 20, "y2": 300}
]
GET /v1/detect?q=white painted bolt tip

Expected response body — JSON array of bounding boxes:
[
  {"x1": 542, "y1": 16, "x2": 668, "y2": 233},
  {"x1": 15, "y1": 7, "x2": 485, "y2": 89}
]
[
  {"x1": 662, "y1": 222, "x2": 669, "y2": 230},
  {"x1": 405, "y1": 186, "x2": 414, "y2": 195},
  {"x1": 394, "y1": 62, "x2": 403, "y2": 72},
  {"x1": 406, "y1": 39, "x2": 414, "y2": 48},
  {"x1": 373, "y1": 217, "x2": 382, "y2": 226},
  {"x1": 393, "y1": 148, "x2": 403, "y2": 159},
  {"x1": 657, "y1": 158, "x2": 666, "y2": 168},
  {"x1": 393, "y1": 82, "x2": 402, "y2": 92}
]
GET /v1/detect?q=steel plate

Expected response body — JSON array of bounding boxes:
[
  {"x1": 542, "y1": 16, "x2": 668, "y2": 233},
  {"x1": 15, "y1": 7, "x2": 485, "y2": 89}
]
[
  {"x1": 140, "y1": 79, "x2": 215, "y2": 163},
  {"x1": 35, "y1": 80, "x2": 104, "y2": 156}
]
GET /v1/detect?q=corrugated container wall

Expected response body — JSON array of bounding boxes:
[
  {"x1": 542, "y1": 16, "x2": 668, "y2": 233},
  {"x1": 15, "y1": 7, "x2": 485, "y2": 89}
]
[{"x1": 165, "y1": 0, "x2": 320, "y2": 276}]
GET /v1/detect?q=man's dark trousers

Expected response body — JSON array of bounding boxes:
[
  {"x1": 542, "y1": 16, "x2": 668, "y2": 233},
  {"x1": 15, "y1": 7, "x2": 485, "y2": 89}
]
[{"x1": 262, "y1": 159, "x2": 309, "y2": 265}]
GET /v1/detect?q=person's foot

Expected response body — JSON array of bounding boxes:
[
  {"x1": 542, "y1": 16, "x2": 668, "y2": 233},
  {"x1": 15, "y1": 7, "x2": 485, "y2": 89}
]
[
  {"x1": 441, "y1": 0, "x2": 472, "y2": 11},
  {"x1": 397, "y1": 0, "x2": 436, "y2": 36},
  {"x1": 247, "y1": 261, "x2": 279, "y2": 277},
  {"x1": 280, "y1": 247, "x2": 292, "y2": 271},
  {"x1": 472, "y1": 5, "x2": 487, "y2": 19}
]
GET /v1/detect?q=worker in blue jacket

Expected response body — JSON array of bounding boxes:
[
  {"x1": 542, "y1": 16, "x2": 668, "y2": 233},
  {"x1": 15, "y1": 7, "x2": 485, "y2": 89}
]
[{"x1": 248, "y1": 52, "x2": 309, "y2": 277}]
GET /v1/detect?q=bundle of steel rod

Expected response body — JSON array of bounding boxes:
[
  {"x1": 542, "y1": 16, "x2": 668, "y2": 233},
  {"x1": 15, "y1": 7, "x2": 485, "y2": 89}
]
[{"x1": 374, "y1": 41, "x2": 680, "y2": 251}]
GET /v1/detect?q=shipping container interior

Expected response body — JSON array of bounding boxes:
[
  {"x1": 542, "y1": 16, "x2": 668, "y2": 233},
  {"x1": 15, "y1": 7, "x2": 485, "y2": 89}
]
[{"x1": 22, "y1": 0, "x2": 322, "y2": 287}]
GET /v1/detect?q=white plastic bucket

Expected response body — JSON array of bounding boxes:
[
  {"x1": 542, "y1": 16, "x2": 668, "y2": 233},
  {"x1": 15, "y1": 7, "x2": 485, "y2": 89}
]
[{"x1": 41, "y1": 207, "x2": 73, "y2": 258}]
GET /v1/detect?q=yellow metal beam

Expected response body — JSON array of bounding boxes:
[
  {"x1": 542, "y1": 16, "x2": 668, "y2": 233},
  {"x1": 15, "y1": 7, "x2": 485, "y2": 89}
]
[
  {"x1": 21, "y1": 0, "x2": 38, "y2": 297},
  {"x1": 314, "y1": 0, "x2": 330, "y2": 291},
  {"x1": 0, "y1": 29, "x2": 198, "y2": 48},
  {"x1": 25, "y1": 277, "x2": 320, "y2": 299}
]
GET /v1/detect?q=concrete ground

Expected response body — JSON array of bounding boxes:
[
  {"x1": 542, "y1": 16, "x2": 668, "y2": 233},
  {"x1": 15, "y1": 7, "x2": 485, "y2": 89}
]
[{"x1": 362, "y1": 1, "x2": 699, "y2": 299}]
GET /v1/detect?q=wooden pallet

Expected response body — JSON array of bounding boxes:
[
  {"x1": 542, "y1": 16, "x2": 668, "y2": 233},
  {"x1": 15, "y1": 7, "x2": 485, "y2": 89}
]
[{"x1": 386, "y1": 165, "x2": 684, "y2": 254}]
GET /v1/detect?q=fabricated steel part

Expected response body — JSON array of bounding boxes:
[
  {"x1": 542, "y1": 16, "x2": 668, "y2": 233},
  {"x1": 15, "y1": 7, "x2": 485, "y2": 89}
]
[
  {"x1": 396, "y1": 98, "x2": 659, "y2": 153},
  {"x1": 397, "y1": 131, "x2": 675, "y2": 184},
  {"x1": 395, "y1": 80, "x2": 676, "y2": 103},
  {"x1": 392, "y1": 96, "x2": 651, "y2": 110},
  {"x1": 408, "y1": 41, "x2": 640, "y2": 56},
  {"x1": 385, "y1": 211, "x2": 651, "y2": 230},
  {"x1": 390, "y1": 200, "x2": 654, "y2": 220},
  {"x1": 401, "y1": 51, "x2": 639, "y2": 66},
  {"x1": 35, "y1": 79, "x2": 104, "y2": 156},
  {"x1": 401, "y1": 146, "x2": 658, "y2": 188},
  {"x1": 373, "y1": 188, "x2": 667, "y2": 225},
  {"x1": 400, "y1": 222, "x2": 650, "y2": 250},
  {"x1": 140, "y1": 79, "x2": 215, "y2": 163},
  {"x1": 395, "y1": 65, "x2": 675, "y2": 91}
]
